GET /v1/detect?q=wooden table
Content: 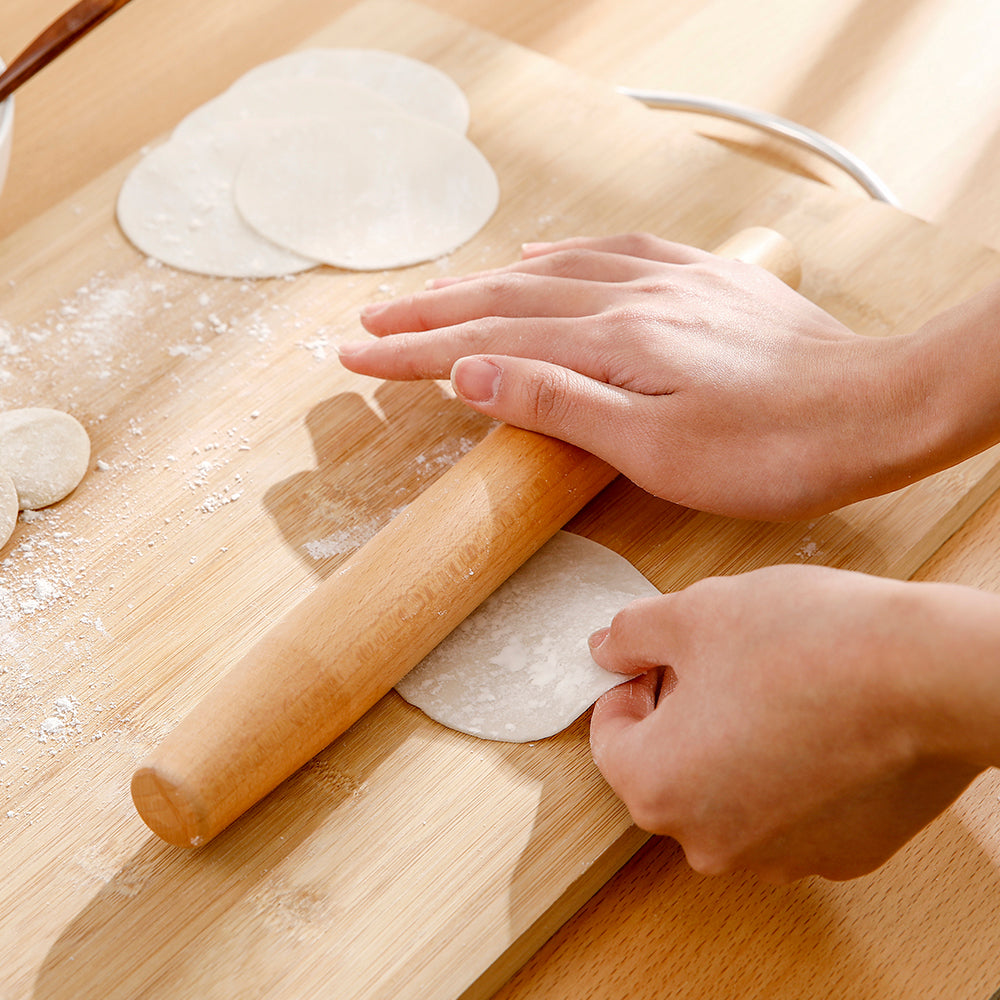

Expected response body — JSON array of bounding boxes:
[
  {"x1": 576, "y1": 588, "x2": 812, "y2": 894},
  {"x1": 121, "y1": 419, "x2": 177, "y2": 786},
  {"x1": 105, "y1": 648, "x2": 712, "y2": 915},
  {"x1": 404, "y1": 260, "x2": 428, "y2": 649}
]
[{"x1": 3, "y1": 2, "x2": 1000, "y2": 998}]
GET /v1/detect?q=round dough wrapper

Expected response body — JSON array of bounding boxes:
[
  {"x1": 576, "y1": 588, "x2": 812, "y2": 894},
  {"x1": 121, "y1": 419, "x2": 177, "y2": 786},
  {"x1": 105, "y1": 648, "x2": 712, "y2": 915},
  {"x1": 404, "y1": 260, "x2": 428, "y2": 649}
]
[
  {"x1": 235, "y1": 47, "x2": 470, "y2": 133},
  {"x1": 0, "y1": 408, "x2": 90, "y2": 510},
  {"x1": 0, "y1": 469, "x2": 18, "y2": 550},
  {"x1": 234, "y1": 113, "x2": 499, "y2": 271},
  {"x1": 172, "y1": 76, "x2": 402, "y2": 141},
  {"x1": 117, "y1": 120, "x2": 319, "y2": 278},
  {"x1": 395, "y1": 531, "x2": 657, "y2": 743}
]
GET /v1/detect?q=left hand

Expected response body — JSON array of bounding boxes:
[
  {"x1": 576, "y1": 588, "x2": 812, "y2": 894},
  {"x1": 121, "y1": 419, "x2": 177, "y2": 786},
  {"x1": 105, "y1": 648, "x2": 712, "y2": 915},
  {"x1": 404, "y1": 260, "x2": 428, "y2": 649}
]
[{"x1": 340, "y1": 234, "x2": 920, "y2": 520}]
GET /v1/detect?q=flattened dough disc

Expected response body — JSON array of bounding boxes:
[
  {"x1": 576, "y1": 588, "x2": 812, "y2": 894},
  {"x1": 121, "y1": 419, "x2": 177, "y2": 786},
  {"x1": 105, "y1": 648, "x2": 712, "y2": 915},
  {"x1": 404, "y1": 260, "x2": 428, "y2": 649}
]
[
  {"x1": 235, "y1": 47, "x2": 470, "y2": 133},
  {"x1": 0, "y1": 469, "x2": 17, "y2": 549},
  {"x1": 116, "y1": 121, "x2": 319, "y2": 278},
  {"x1": 234, "y1": 113, "x2": 499, "y2": 270},
  {"x1": 0, "y1": 408, "x2": 90, "y2": 510},
  {"x1": 395, "y1": 531, "x2": 657, "y2": 742},
  {"x1": 172, "y1": 76, "x2": 401, "y2": 140}
]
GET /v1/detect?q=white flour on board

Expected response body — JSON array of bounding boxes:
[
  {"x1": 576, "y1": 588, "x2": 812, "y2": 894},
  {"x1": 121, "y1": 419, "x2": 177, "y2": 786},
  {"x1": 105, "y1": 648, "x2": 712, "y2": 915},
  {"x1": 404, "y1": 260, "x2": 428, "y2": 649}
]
[
  {"x1": 301, "y1": 437, "x2": 478, "y2": 561},
  {"x1": 0, "y1": 267, "x2": 311, "y2": 814}
]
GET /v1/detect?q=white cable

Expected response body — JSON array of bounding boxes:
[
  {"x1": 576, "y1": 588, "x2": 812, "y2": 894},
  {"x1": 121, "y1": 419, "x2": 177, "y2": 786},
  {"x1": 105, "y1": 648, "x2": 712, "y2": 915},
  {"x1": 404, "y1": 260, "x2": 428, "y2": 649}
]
[{"x1": 618, "y1": 87, "x2": 900, "y2": 208}]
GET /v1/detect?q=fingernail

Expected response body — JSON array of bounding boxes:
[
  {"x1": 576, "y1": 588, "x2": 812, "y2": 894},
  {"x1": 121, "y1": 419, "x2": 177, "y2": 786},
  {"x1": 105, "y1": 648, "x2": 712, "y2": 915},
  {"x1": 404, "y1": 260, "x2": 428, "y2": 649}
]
[
  {"x1": 588, "y1": 627, "x2": 610, "y2": 650},
  {"x1": 336, "y1": 340, "x2": 368, "y2": 357},
  {"x1": 522, "y1": 241, "x2": 551, "y2": 254},
  {"x1": 452, "y1": 358, "x2": 501, "y2": 403},
  {"x1": 359, "y1": 301, "x2": 387, "y2": 319}
]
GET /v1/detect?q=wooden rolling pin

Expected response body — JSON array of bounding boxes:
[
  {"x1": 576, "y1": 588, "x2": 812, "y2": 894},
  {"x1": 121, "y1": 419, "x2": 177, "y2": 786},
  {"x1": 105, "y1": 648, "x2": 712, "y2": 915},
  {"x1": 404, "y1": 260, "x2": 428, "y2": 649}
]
[{"x1": 131, "y1": 226, "x2": 802, "y2": 847}]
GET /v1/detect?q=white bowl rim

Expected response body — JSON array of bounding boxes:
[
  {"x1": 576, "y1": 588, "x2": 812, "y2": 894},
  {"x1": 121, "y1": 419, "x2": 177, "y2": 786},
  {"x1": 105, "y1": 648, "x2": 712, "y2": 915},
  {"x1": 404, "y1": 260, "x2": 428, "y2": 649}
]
[
  {"x1": 0, "y1": 57, "x2": 12, "y2": 150},
  {"x1": 0, "y1": 96, "x2": 13, "y2": 146}
]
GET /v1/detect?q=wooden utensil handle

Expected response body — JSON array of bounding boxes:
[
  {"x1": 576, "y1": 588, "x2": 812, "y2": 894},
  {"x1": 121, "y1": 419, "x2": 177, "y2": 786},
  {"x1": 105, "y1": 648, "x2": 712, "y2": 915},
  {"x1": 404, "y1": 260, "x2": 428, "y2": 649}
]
[
  {"x1": 131, "y1": 226, "x2": 801, "y2": 848},
  {"x1": 0, "y1": 0, "x2": 136, "y2": 104}
]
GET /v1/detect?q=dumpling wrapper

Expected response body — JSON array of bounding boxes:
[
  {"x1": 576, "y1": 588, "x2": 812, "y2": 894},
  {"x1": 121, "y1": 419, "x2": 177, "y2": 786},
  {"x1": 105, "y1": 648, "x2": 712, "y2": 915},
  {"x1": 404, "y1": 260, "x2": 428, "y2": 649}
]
[
  {"x1": 395, "y1": 531, "x2": 657, "y2": 742},
  {"x1": 172, "y1": 76, "x2": 402, "y2": 141},
  {"x1": 0, "y1": 469, "x2": 18, "y2": 549},
  {"x1": 234, "y1": 47, "x2": 470, "y2": 133},
  {"x1": 0, "y1": 408, "x2": 90, "y2": 510},
  {"x1": 117, "y1": 120, "x2": 320, "y2": 278},
  {"x1": 234, "y1": 113, "x2": 499, "y2": 270}
]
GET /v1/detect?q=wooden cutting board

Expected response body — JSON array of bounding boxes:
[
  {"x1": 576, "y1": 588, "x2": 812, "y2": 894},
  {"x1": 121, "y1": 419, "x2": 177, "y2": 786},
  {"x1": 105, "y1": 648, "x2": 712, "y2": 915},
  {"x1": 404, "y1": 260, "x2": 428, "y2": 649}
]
[{"x1": 3, "y1": 2, "x2": 1000, "y2": 998}]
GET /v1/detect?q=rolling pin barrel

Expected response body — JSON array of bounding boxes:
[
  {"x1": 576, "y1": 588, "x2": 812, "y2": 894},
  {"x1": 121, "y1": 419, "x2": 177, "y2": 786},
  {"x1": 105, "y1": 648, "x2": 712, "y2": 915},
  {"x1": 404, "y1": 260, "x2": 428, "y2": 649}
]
[{"x1": 131, "y1": 226, "x2": 801, "y2": 847}]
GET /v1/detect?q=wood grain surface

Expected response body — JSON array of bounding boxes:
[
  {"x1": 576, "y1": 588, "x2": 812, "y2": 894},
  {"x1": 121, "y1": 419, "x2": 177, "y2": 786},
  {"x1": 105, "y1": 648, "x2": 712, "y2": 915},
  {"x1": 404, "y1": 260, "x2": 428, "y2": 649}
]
[{"x1": 2, "y1": 2, "x2": 1000, "y2": 999}]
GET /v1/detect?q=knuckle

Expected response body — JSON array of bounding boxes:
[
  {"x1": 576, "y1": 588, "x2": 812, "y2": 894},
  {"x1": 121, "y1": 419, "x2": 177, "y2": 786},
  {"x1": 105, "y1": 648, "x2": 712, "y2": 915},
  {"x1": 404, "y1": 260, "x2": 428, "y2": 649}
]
[
  {"x1": 626, "y1": 792, "x2": 666, "y2": 836},
  {"x1": 618, "y1": 231, "x2": 663, "y2": 257},
  {"x1": 542, "y1": 248, "x2": 602, "y2": 277},
  {"x1": 607, "y1": 599, "x2": 654, "y2": 642},
  {"x1": 525, "y1": 367, "x2": 573, "y2": 429},
  {"x1": 621, "y1": 772, "x2": 672, "y2": 836},
  {"x1": 460, "y1": 315, "x2": 507, "y2": 352},
  {"x1": 755, "y1": 864, "x2": 800, "y2": 885},
  {"x1": 406, "y1": 296, "x2": 436, "y2": 332},
  {"x1": 684, "y1": 845, "x2": 740, "y2": 878},
  {"x1": 480, "y1": 272, "x2": 527, "y2": 301},
  {"x1": 473, "y1": 272, "x2": 541, "y2": 316}
]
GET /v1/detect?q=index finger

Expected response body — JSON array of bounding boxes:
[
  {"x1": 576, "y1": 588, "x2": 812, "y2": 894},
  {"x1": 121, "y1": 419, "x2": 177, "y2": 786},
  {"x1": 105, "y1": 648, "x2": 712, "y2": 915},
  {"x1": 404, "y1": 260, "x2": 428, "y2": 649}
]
[{"x1": 521, "y1": 232, "x2": 711, "y2": 267}]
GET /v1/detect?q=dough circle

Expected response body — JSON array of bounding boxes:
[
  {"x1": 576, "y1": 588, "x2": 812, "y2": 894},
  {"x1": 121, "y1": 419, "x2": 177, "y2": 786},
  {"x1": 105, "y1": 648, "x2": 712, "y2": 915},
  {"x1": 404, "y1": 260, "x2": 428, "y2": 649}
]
[
  {"x1": 234, "y1": 47, "x2": 470, "y2": 133},
  {"x1": 234, "y1": 113, "x2": 499, "y2": 270},
  {"x1": 117, "y1": 121, "x2": 319, "y2": 278},
  {"x1": 118, "y1": 50, "x2": 491, "y2": 277},
  {"x1": 0, "y1": 469, "x2": 18, "y2": 550},
  {"x1": 0, "y1": 408, "x2": 91, "y2": 510},
  {"x1": 395, "y1": 531, "x2": 657, "y2": 742},
  {"x1": 172, "y1": 76, "x2": 402, "y2": 141}
]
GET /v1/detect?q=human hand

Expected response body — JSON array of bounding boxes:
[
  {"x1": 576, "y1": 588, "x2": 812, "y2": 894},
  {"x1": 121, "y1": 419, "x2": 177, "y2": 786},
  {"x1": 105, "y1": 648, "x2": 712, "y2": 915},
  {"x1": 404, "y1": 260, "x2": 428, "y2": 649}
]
[
  {"x1": 588, "y1": 564, "x2": 995, "y2": 882},
  {"x1": 341, "y1": 234, "x2": 924, "y2": 520}
]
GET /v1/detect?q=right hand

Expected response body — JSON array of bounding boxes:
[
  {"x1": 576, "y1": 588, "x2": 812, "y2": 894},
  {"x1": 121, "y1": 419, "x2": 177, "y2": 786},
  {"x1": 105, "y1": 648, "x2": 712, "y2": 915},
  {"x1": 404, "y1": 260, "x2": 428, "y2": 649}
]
[{"x1": 588, "y1": 564, "x2": 996, "y2": 882}]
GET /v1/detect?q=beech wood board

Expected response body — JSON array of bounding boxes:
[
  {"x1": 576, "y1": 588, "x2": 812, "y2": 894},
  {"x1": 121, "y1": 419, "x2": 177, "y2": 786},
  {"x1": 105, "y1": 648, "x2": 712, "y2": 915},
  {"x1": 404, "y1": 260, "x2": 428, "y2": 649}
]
[{"x1": 3, "y1": 2, "x2": 1000, "y2": 998}]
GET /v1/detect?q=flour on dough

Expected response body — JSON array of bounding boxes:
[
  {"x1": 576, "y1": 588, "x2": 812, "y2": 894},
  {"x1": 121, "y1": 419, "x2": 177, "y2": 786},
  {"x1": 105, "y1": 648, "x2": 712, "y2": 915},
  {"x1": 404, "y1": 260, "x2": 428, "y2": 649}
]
[
  {"x1": 234, "y1": 113, "x2": 499, "y2": 270},
  {"x1": 117, "y1": 120, "x2": 320, "y2": 278},
  {"x1": 234, "y1": 47, "x2": 470, "y2": 133},
  {"x1": 0, "y1": 408, "x2": 90, "y2": 510},
  {"x1": 172, "y1": 76, "x2": 402, "y2": 141},
  {"x1": 395, "y1": 531, "x2": 657, "y2": 742},
  {"x1": 0, "y1": 469, "x2": 17, "y2": 549}
]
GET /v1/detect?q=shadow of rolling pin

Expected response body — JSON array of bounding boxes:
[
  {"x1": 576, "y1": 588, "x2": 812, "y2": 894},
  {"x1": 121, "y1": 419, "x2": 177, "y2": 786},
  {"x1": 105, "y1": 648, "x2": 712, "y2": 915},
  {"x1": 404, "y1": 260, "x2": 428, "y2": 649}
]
[{"x1": 131, "y1": 226, "x2": 802, "y2": 848}]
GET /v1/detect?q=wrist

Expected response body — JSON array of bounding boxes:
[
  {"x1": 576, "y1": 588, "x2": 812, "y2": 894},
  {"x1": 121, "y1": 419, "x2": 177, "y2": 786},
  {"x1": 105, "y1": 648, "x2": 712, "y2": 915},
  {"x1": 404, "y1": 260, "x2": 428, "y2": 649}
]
[
  {"x1": 897, "y1": 581, "x2": 1000, "y2": 770},
  {"x1": 894, "y1": 282, "x2": 1000, "y2": 482},
  {"x1": 822, "y1": 280, "x2": 1000, "y2": 512},
  {"x1": 803, "y1": 332, "x2": 944, "y2": 512}
]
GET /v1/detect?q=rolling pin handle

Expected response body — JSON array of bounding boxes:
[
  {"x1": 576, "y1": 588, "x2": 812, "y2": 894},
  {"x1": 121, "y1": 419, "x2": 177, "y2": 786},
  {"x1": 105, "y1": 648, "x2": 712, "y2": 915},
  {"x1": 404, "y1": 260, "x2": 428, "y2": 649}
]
[{"x1": 713, "y1": 225, "x2": 802, "y2": 289}]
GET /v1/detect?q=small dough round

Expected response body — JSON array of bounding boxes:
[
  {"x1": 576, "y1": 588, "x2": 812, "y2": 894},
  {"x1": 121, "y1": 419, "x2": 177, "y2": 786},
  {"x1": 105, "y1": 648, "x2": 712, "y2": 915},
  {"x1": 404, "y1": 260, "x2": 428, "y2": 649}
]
[
  {"x1": 234, "y1": 47, "x2": 470, "y2": 133},
  {"x1": 117, "y1": 121, "x2": 319, "y2": 278},
  {"x1": 0, "y1": 469, "x2": 18, "y2": 549},
  {"x1": 172, "y1": 76, "x2": 402, "y2": 141},
  {"x1": 234, "y1": 113, "x2": 499, "y2": 270},
  {"x1": 0, "y1": 408, "x2": 90, "y2": 510},
  {"x1": 395, "y1": 532, "x2": 657, "y2": 742}
]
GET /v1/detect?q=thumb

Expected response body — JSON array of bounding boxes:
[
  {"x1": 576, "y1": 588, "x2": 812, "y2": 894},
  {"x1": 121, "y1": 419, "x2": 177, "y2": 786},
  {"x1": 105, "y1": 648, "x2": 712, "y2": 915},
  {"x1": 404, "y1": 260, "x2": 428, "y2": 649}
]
[
  {"x1": 450, "y1": 354, "x2": 648, "y2": 461},
  {"x1": 589, "y1": 670, "x2": 659, "y2": 787}
]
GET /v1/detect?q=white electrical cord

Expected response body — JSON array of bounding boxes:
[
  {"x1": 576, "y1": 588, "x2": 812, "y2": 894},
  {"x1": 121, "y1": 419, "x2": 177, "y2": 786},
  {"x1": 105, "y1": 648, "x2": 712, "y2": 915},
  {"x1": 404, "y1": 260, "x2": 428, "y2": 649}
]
[{"x1": 618, "y1": 87, "x2": 900, "y2": 208}]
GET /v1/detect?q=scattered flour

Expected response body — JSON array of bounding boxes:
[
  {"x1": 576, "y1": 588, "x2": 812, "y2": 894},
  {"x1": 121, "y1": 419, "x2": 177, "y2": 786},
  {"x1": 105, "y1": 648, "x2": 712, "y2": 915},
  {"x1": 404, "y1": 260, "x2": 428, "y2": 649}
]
[
  {"x1": 304, "y1": 523, "x2": 382, "y2": 560},
  {"x1": 0, "y1": 265, "x2": 301, "y2": 808},
  {"x1": 795, "y1": 535, "x2": 823, "y2": 561},
  {"x1": 302, "y1": 438, "x2": 478, "y2": 561}
]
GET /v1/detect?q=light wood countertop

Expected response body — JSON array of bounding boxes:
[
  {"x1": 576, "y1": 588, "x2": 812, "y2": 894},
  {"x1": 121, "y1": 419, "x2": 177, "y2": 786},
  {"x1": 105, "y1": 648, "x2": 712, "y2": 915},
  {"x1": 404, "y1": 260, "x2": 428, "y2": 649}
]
[{"x1": 3, "y1": 2, "x2": 1000, "y2": 998}]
